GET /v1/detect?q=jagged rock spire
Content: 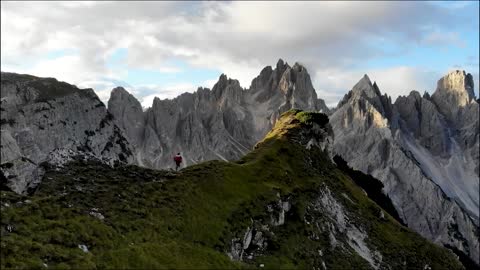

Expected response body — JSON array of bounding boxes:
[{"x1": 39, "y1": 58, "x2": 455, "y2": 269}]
[{"x1": 432, "y1": 70, "x2": 477, "y2": 123}]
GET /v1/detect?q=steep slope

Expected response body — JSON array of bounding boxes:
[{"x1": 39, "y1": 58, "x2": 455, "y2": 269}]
[
  {"x1": 0, "y1": 110, "x2": 463, "y2": 269},
  {"x1": 331, "y1": 72, "x2": 479, "y2": 264},
  {"x1": 107, "y1": 87, "x2": 145, "y2": 149},
  {"x1": 108, "y1": 59, "x2": 329, "y2": 169},
  {"x1": 246, "y1": 59, "x2": 330, "y2": 142},
  {"x1": 0, "y1": 72, "x2": 134, "y2": 194}
]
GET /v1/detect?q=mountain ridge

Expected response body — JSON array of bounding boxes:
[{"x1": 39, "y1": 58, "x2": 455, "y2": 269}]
[
  {"x1": 330, "y1": 69, "x2": 479, "y2": 264},
  {"x1": 1, "y1": 61, "x2": 478, "y2": 265},
  {"x1": 0, "y1": 110, "x2": 464, "y2": 269}
]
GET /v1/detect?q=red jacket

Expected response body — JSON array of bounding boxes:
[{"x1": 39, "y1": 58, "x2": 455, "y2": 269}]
[{"x1": 174, "y1": 155, "x2": 182, "y2": 163}]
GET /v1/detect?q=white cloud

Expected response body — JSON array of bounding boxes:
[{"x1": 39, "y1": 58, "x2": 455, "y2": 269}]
[
  {"x1": 134, "y1": 83, "x2": 198, "y2": 109},
  {"x1": 1, "y1": 1, "x2": 477, "y2": 106},
  {"x1": 422, "y1": 31, "x2": 466, "y2": 48},
  {"x1": 202, "y1": 79, "x2": 218, "y2": 89}
]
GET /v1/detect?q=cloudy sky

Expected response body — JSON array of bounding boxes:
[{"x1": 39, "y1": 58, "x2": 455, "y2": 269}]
[{"x1": 1, "y1": 1, "x2": 479, "y2": 108}]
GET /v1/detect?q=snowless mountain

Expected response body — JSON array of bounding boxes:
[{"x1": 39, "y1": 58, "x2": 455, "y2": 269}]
[
  {"x1": 107, "y1": 66, "x2": 480, "y2": 264},
  {"x1": 0, "y1": 72, "x2": 133, "y2": 194},
  {"x1": 107, "y1": 59, "x2": 329, "y2": 169},
  {"x1": 330, "y1": 71, "x2": 479, "y2": 264},
  {"x1": 0, "y1": 61, "x2": 478, "y2": 264},
  {"x1": 0, "y1": 110, "x2": 464, "y2": 269}
]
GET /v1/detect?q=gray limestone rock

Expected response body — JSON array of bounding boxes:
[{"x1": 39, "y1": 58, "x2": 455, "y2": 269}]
[
  {"x1": 2, "y1": 63, "x2": 477, "y2": 265},
  {"x1": 108, "y1": 59, "x2": 329, "y2": 170},
  {"x1": 331, "y1": 72, "x2": 479, "y2": 264},
  {"x1": 0, "y1": 72, "x2": 134, "y2": 194},
  {"x1": 432, "y1": 70, "x2": 476, "y2": 124},
  {"x1": 107, "y1": 87, "x2": 145, "y2": 148}
]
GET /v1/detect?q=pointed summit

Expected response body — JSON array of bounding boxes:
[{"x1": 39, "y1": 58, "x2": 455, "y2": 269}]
[
  {"x1": 212, "y1": 73, "x2": 230, "y2": 91},
  {"x1": 351, "y1": 74, "x2": 377, "y2": 97},
  {"x1": 336, "y1": 74, "x2": 392, "y2": 119},
  {"x1": 275, "y1": 58, "x2": 289, "y2": 74},
  {"x1": 431, "y1": 70, "x2": 477, "y2": 124},
  {"x1": 351, "y1": 75, "x2": 384, "y2": 99},
  {"x1": 211, "y1": 73, "x2": 243, "y2": 101},
  {"x1": 218, "y1": 73, "x2": 228, "y2": 82},
  {"x1": 276, "y1": 58, "x2": 285, "y2": 68},
  {"x1": 109, "y1": 86, "x2": 141, "y2": 109},
  {"x1": 434, "y1": 70, "x2": 475, "y2": 102},
  {"x1": 107, "y1": 86, "x2": 144, "y2": 146},
  {"x1": 292, "y1": 62, "x2": 307, "y2": 72}
]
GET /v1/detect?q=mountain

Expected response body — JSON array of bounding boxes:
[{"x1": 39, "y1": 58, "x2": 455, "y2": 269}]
[
  {"x1": 1, "y1": 63, "x2": 478, "y2": 266},
  {"x1": 0, "y1": 110, "x2": 463, "y2": 269},
  {"x1": 107, "y1": 59, "x2": 329, "y2": 169},
  {"x1": 330, "y1": 71, "x2": 479, "y2": 264},
  {"x1": 107, "y1": 65, "x2": 479, "y2": 263},
  {"x1": 0, "y1": 72, "x2": 134, "y2": 194}
]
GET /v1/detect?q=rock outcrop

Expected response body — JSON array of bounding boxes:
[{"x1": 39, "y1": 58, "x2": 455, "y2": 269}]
[
  {"x1": 1, "y1": 64, "x2": 477, "y2": 265},
  {"x1": 107, "y1": 65, "x2": 478, "y2": 263},
  {"x1": 107, "y1": 87, "x2": 145, "y2": 148},
  {"x1": 331, "y1": 71, "x2": 479, "y2": 264},
  {"x1": 0, "y1": 72, "x2": 133, "y2": 194},
  {"x1": 1, "y1": 110, "x2": 464, "y2": 269},
  {"x1": 108, "y1": 59, "x2": 329, "y2": 169}
]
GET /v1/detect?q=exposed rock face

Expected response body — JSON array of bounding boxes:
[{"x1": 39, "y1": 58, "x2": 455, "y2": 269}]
[
  {"x1": 1, "y1": 63, "x2": 477, "y2": 265},
  {"x1": 247, "y1": 60, "x2": 330, "y2": 142},
  {"x1": 331, "y1": 72, "x2": 479, "y2": 264},
  {"x1": 432, "y1": 70, "x2": 476, "y2": 123},
  {"x1": 108, "y1": 59, "x2": 329, "y2": 169},
  {"x1": 106, "y1": 64, "x2": 477, "y2": 263},
  {"x1": 0, "y1": 72, "x2": 133, "y2": 194},
  {"x1": 107, "y1": 87, "x2": 145, "y2": 148},
  {"x1": 1, "y1": 110, "x2": 463, "y2": 269},
  {"x1": 134, "y1": 77, "x2": 255, "y2": 168}
]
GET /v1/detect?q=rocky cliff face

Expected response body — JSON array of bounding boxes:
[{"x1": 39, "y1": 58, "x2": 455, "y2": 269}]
[
  {"x1": 107, "y1": 65, "x2": 478, "y2": 263},
  {"x1": 331, "y1": 71, "x2": 479, "y2": 264},
  {"x1": 0, "y1": 110, "x2": 464, "y2": 269},
  {"x1": 108, "y1": 59, "x2": 329, "y2": 169},
  {"x1": 1, "y1": 64, "x2": 477, "y2": 265},
  {"x1": 0, "y1": 72, "x2": 134, "y2": 194},
  {"x1": 107, "y1": 87, "x2": 145, "y2": 149}
]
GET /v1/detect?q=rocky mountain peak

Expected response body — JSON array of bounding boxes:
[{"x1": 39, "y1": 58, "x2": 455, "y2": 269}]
[
  {"x1": 423, "y1": 91, "x2": 432, "y2": 100},
  {"x1": 108, "y1": 86, "x2": 144, "y2": 148},
  {"x1": 275, "y1": 58, "x2": 289, "y2": 73},
  {"x1": 211, "y1": 73, "x2": 243, "y2": 102},
  {"x1": 109, "y1": 87, "x2": 142, "y2": 108},
  {"x1": 1, "y1": 73, "x2": 134, "y2": 193},
  {"x1": 292, "y1": 62, "x2": 306, "y2": 72},
  {"x1": 110, "y1": 86, "x2": 130, "y2": 98},
  {"x1": 437, "y1": 70, "x2": 475, "y2": 99},
  {"x1": 332, "y1": 70, "x2": 480, "y2": 265},
  {"x1": 351, "y1": 74, "x2": 381, "y2": 97},
  {"x1": 408, "y1": 90, "x2": 423, "y2": 101},
  {"x1": 337, "y1": 74, "x2": 392, "y2": 120},
  {"x1": 433, "y1": 70, "x2": 475, "y2": 106},
  {"x1": 432, "y1": 70, "x2": 477, "y2": 123}
]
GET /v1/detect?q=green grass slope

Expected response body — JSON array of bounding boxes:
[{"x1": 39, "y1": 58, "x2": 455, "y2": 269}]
[{"x1": 0, "y1": 110, "x2": 463, "y2": 269}]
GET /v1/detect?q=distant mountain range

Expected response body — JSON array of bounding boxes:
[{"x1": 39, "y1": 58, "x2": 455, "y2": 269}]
[{"x1": 1, "y1": 60, "x2": 478, "y2": 265}]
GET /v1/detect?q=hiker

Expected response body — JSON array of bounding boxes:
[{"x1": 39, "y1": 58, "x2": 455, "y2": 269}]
[{"x1": 173, "y1": 153, "x2": 182, "y2": 171}]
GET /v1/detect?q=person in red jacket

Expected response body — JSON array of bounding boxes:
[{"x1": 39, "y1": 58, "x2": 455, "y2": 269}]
[{"x1": 173, "y1": 153, "x2": 182, "y2": 171}]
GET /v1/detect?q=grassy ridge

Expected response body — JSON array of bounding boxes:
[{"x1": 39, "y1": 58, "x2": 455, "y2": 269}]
[{"x1": 0, "y1": 110, "x2": 463, "y2": 269}]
